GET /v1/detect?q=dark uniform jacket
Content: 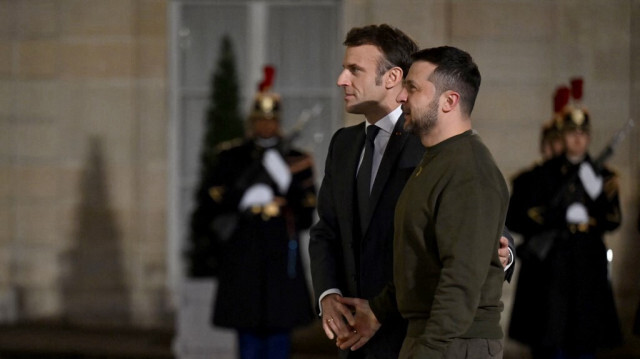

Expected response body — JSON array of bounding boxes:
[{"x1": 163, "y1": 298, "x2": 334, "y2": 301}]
[
  {"x1": 210, "y1": 137, "x2": 316, "y2": 331},
  {"x1": 508, "y1": 154, "x2": 622, "y2": 353}
]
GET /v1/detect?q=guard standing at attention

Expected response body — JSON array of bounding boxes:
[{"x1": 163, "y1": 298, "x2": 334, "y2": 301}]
[
  {"x1": 210, "y1": 66, "x2": 317, "y2": 359},
  {"x1": 509, "y1": 79, "x2": 622, "y2": 359}
]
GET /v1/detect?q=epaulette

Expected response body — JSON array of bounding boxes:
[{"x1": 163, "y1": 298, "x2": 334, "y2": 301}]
[{"x1": 214, "y1": 137, "x2": 245, "y2": 153}]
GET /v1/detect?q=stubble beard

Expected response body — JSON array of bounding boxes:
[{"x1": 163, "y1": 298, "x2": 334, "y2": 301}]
[{"x1": 406, "y1": 98, "x2": 439, "y2": 136}]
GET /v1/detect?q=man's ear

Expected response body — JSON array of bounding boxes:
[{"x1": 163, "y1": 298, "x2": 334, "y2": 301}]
[
  {"x1": 441, "y1": 90, "x2": 460, "y2": 113},
  {"x1": 385, "y1": 67, "x2": 403, "y2": 89}
]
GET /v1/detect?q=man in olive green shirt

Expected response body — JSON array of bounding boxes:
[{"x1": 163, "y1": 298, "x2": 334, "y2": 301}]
[{"x1": 392, "y1": 46, "x2": 509, "y2": 358}]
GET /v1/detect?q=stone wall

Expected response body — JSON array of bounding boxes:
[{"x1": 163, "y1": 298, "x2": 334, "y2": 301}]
[{"x1": 0, "y1": 0, "x2": 170, "y2": 327}]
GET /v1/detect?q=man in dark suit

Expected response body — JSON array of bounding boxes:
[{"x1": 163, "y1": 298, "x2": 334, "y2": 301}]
[{"x1": 309, "y1": 24, "x2": 515, "y2": 358}]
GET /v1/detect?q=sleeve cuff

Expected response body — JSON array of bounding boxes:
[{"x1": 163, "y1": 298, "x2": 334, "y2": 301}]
[
  {"x1": 318, "y1": 288, "x2": 342, "y2": 317},
  {"x1": 504, "y1": 247, "x2": 514, "y2": 272}
]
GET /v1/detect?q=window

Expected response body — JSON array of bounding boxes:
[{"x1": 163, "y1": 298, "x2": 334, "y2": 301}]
[{"x1": 168, "y1": 0, "x2": 342, "y2": 286}]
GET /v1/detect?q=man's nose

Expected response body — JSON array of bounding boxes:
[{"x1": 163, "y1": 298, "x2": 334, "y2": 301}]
[
  {"x1": 396, "y1": 88, "x2": 407, "y2": 103},
  {"x1": 336, "y1": 70, "x2": 349, "y2": 87}
]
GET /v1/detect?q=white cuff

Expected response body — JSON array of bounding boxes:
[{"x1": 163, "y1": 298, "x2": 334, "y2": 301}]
[
  {"x1": 504, "y1": 247, "x2": 514, "y2": 272},
  {"x1": 318, "y1": 288, "x2": 342, "y2": 317},
  {"x1": 566, "y1": 202, "x2": 589, "y2": 224},
  {"x1": 238, "y1": 184, "x2": 274, "y2": 211}
]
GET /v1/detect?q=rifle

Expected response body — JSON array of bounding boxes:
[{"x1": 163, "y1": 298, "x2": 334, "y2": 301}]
[
  {"x1": 548, "y1": 118, "x2": 635, "y2": 208},
  {"x1": 212, "y1": 104, "x2": 322, "y2": 241},
  {"x1": 279, "y1": 104, "x2": 322, "y2": 278},
  {"x1": 593, "y1": 118, "x2": 635, "y2": 171},
  {"x1": 233, "y1": 103, "x2": 322, "y2": 191},
  {"x1": 280, "y1": 103, "x2": 323, "y2": 153}
]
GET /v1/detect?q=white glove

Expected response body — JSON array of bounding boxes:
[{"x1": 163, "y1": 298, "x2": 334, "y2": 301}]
[
  {"x1": 579, "y1": 162, "x2": 603, "y2": 200},
  {"x1": 566, "y1": 202, "x2": 589, "y2": 224},
  {"x1": 262, "y1": 149, "x2": 292, "y2": 194},
  {"x1": 238, "y1": 184, "x2": 274, "y2": 211}
]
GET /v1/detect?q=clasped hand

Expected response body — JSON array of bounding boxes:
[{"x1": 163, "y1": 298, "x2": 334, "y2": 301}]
[{"x1": 321, "y1": 294, "x2": 381, "y2": 351}]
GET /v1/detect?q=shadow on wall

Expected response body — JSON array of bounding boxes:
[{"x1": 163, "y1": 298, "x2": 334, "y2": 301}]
[{"x1": 60, "y1": 136, "x2": 130, "y2": 326}]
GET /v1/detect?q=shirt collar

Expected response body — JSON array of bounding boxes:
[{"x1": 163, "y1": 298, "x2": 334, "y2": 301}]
[{"x1": 365, "y1": 106, "x2": 402, "y2": 135}]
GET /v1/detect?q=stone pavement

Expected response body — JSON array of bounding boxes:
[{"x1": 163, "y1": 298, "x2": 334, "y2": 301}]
[
  {"x1": 0, "y1": 320, "x2": 337, "y2": 359},
  {"x1": 2, "y1": 320, "x2": 639, "y2": 359},
  {"x1": 0, "y1": 322, "x2": 174, "y2": 359}
]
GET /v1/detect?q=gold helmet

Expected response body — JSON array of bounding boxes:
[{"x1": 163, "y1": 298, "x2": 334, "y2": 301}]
[
  {"x1": 560, "y1": 107, "x2": 590, "y2": 133},
  {"x1": 559, "y1": 77, "x2": 590, "y2": 133},
  {"x1": 249, "y1": 65, "x2": 281, "y2": 121}
]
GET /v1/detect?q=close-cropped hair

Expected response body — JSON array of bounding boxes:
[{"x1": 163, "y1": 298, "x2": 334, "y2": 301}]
[
  {"x1": 411, "y1": 46, "x2": 481, "y2": 116},
  {"x1": 344, "y1": 24, "x2": 418, "y2": 79}
]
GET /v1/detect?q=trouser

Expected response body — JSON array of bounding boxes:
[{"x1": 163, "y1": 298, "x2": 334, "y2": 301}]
[
  {"x1": 532, "y1": 347, "x2": 595, "y2": 359},
  {"x1": 237, "y1": 330, "x2": 291, "y2": 359},
  {"x1": 399, "y1": 337, "x2": 503, "y2": 359}
]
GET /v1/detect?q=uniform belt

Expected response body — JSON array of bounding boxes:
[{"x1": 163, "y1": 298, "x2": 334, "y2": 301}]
[
  {"x1": 568, "y1": 223, "x2": 589, "y2": 234},
  {"x1": 247, "y1": 202, "x2": 281, "y2": 220}
]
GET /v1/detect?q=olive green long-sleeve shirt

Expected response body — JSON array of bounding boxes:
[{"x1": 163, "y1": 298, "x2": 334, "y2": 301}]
[{"x1": 394, "y1": 130, "x2": 509, "y2": 357}]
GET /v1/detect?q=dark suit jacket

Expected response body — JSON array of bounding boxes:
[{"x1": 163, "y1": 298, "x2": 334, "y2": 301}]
[
  {"x1": 309, "y1": 116, "x2": 424, "y2": 358},
  {"x1": 309, "y1": 117, "x2": 515, "y2": 358}
]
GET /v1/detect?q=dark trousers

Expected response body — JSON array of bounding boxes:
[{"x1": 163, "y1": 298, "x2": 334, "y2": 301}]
[
  {"x1": 238, "y1": 330, "x2": 291, "y2": 359},
  {"x1": 532, "y1": 347, "x2": 595, "y2": 359},
  {"x1": 399, "y1": 337, "x2": 503, "y2": 358}
]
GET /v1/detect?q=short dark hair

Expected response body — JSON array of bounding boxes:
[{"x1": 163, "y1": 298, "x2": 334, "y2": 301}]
[
  {"x1": 344, "y1": 24, "x2": 418, "y2": 79},
  {"x1": 411, "y1": 46, "x2": 481, "y2": 116}
]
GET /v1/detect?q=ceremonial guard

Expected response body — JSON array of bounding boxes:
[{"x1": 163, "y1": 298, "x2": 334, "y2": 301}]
[
  {"x1": 509, "y1": 79, "x2": 622, "y2": 359},
  {"x1": 210, "y1": 67, "x2": 316, "y2": 359}
]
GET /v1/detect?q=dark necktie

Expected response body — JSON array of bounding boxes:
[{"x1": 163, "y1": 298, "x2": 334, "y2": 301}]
[{"x1": 357, "y1": 125, "x2": 380, "y2": 234}]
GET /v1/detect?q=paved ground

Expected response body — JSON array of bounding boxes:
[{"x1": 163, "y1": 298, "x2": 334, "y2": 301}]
[
  {"x1": 1, "y1": 320, "x2": 639, "y2": 359},
  {"x1": 0, "y1": 320, "x2": 337, "y2": 359},
  {"x1": 0, "y1": 322, "x2": 174, "y2": 359}
]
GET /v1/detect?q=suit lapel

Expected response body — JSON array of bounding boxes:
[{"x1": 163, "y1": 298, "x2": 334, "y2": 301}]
[{"x1": 367, "y1": 116, "x2": 411, "y2": 224}]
